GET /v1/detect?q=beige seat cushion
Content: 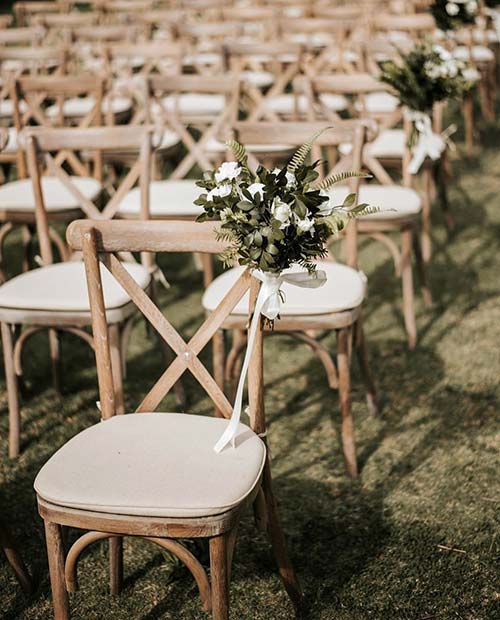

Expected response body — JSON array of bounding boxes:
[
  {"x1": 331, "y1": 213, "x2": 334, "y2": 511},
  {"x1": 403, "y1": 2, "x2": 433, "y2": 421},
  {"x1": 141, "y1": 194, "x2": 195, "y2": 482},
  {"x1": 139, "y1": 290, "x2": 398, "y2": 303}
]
[
  {"x1": 0, "y1": 127, "x2": 18, "y2": 153},
  {"x1": 332, "y1": 184, "x2": 421, "y2": 220},
  {"x1": 34, "y1": 412, "x2": 266, "y2": 518},
  {"x1": 0, "y1": 99, "x2": 27, "y2": 118},
  {"x1": 203, "y1": 261, "x2": 366, "y2": 316},
  {"x1": 355, "y1": 92, "x2": 400, "y2": 114},
  {"x1": 0, "y1": 261, "x2": 150, "y2": 312},
  {"x1": 183, "y1": 52, "x2": 221, "y2": 66},
  {"x1": 118, "y1": 179, "x2": 202, "y2": 217},
  {"x1": 453, "y1": 45, "x2": 495, "y2": 63},
  {"x1": 46, "y1": 96, "x2": 133, "y2": 118},
  {"x1": 266, "y1": 93, "x2": 348, "y2": 115},
  {"x1": 340, "y1": 129, "x2": 406, "y2": 159},
  {"x1": 205, "y1": 136, "x2": 294, "y2": 154},
  {"x1": 241, "y1": 70, "x2": 274, "y2": 88},
  {"x1": 0, "y1": 176, "x2": 102, "y2": 211},
  {"x1": 161, "y1": 93, "x2": 226, "y2": 116}
]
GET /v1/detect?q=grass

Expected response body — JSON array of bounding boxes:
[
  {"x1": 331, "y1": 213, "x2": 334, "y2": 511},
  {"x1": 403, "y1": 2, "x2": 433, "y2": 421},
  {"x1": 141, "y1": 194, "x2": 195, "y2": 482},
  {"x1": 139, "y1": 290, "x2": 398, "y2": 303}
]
[{"x1": 1, "y1": 102, "x2": 500, "y2": 620}]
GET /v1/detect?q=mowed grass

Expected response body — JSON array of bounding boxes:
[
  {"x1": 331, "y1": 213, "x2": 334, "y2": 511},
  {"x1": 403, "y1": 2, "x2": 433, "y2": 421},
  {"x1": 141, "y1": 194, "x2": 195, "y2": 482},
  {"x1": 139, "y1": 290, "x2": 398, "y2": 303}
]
[{"x1": 1, "y1": 100, "x2": 499, "y2": 620}]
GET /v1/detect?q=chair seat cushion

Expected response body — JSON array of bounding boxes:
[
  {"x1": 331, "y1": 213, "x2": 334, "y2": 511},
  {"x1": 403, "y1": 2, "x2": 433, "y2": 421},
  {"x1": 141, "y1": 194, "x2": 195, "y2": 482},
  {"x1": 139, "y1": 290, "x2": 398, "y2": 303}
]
[
  {"x1": 354, "y1": 92, "x2": 400, "y2": 114},
  {"x1": 0, "y1": 176, "x2": 102, "y2": 211},
  {"x1": 0, "y1": 261, "x2": 150, "y2": 312},
  {"x1": 161, "y1": 93, "x2": 226, "y2": 116},
  {"x1": 0, "y1": 127, "x2": 18, "y2": 153},
  {"x1": 241, "y1": 70, "x2": 275, "y2": 88},
  {"x1": 202, "y1": 261, "x2": 366, "y2": 316},
  {"x1": 0, "y1": 99, "x2": 27, "y2": 118},
  {"x1": 331, "y1": 184, "x2": 422, "y2": 220},
  {"x1": 339, "y1": 129, "x2": 405, "y2": 159},
  {"x1": 453, "y1": 45, "x2": 495, "y2": 62},
  {"x1": 206, "y1": 137, "x2": 294, "y2": 154},
  {"x1": 34, "y1": 412, "x2": 266, "y2": 518},
  {"x1": 265, "y1": 93, "x2": 348, "y2": 115},
  {"x1": 46, "y1": 96, "x2": 133, "y2": 118},
  {"x1": 118, "y1": 179, "x2": 202, "y2": 217}
]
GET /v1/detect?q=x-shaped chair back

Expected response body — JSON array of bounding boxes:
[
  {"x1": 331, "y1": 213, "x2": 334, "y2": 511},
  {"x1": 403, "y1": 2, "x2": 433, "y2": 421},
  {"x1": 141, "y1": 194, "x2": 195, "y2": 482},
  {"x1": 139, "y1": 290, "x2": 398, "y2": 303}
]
[
  {"x1": 23, "y1": 125, "x2": 156, "y2": 266},
  {"x1": 232, "y1": 119, "x2": 370, "y2": 268},
  {"x1": 145, "y1": 73, "x2": 240, "y2": 179},
  {"x1": 67, "y1": 219, "x2": 263, "y2": 428},
  {"x1": 14, "y1": 1, "x2": 72, "y2": 27},
  {"x1": 222, "y1": 42, "x2": 306, "y2": 122},
  {"x1": 298, "y1": 74, "x2": 406, "y2": 185},
  {"x1": 0, "y1": 27, "x2": 46, "y2": 47},
  {"x1": 370, "y1": 13, "x2": 436, "y2": 41},
  {"x1": 28, "y1": 12, "x2": 99, "y2": 46},
  {"x1": 0, "y1": 46, "x2": 66, "y2": 81}
]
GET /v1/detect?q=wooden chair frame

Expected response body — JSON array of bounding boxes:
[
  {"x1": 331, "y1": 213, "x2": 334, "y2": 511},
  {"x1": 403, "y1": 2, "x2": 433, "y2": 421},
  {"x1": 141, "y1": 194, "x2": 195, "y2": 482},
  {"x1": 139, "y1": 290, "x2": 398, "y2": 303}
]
[
  {"x1": 213, "y1": 120, "x2": 379, "y2": 477},
  {"x1": 301, "y1": 76, "x2": 433, "y2": 348},
  {"x1": 0, "y1": 125, "x2": 156, "y2": 458},
  {"x1": 37, "y1": 218, "x2": 303, "y2": 619},
  {"x1": 144, "y1": 73, "x2": 241, "y2": 179}
]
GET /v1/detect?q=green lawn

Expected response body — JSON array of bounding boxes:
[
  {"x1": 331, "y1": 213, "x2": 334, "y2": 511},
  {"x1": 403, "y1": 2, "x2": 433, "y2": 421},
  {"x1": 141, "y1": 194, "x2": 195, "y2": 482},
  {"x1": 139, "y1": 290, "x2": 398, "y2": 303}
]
[{"x1": 1, "y1": 102, "x2": 499, "y2": 619}]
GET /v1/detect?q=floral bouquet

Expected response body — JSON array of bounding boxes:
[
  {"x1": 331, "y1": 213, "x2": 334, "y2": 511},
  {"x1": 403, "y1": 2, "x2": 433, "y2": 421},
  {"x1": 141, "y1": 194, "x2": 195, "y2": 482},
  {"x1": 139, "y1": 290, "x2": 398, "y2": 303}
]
[
  {"x1": 195, "y1": 130, "x2": 374, "y2": 276},
  {"x1": 379, "y1": 42, "x2": 479, "y2": 173},
  {"x1": 430, "y1": 0, "x2": 478, "y2": 31}
]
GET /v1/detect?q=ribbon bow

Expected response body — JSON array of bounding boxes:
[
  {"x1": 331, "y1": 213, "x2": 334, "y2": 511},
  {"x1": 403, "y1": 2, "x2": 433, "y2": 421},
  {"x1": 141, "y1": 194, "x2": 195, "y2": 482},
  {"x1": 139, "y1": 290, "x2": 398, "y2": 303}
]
[
  {"x1": 407, "y1": 111, "x2": 446, "y2": 175},
  {"x1": 214, "y1": 268, "x2": 327, "y2": 453}
]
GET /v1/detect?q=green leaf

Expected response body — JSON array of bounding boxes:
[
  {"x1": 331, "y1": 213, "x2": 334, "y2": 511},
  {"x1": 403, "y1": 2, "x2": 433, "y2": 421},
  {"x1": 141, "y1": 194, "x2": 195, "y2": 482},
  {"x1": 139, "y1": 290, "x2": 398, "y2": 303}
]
[
  {"x1": 237, "y1": 200, "x2": 254, "y2": 211},
  {"x1": 343, "y1": 193, "x2": 357, "y2": 208}
]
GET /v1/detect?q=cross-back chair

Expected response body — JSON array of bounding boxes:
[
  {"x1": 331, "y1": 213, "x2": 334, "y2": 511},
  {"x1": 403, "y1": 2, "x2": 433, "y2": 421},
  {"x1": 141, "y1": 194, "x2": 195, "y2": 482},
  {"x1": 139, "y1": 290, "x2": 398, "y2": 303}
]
[
  {"x1": 202, "y1": 120, "x2": 378, "y2": 478},
  {"x1": 301, "y1": 75, "x2": 433, "y2": 349},
  {"x1": 13, "y1": 1, "x2": 72, "y2": 27},
  {"x1": 0, "y1": 26, "x2": 45, "y2": 47},
  {"x1": 0, "y1": 125, "x2": 156, "y2": 457},
  {"x1": 34, "y1": 218, "x2": 303, "y2": 620},
  {"x1": 28, "y1": 12, "x2": 99, "y2": 46}
]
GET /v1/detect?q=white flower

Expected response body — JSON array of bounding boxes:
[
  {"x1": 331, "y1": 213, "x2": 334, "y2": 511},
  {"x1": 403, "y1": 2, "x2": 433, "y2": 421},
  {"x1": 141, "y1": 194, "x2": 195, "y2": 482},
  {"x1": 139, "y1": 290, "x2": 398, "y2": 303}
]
[
  {"x1": 433, "y1": 45, "x2": 452, "y2": 61},
  {"x1": 214, "y1": 161, "x2": 241, "y2": 183},
  {"x1": 207, "y1": 184, "x2": 232, "y2": 202},
  {"x1": 271, "y1": 198, "x2": 292, "y2": 228},
  {"x1": 466, "y1": 0, "x2": 477, "y2": 14},
  {"x1": 445, "y1": 2, "x2": 460, "y2": 16},
  {"x1": 462, "y1": 66, "x2": 480, "y2": 81},
  {"x1": 247, "y1": 182, "x2": 265, "y2": 198},
  {"x1": 444, "y1": 59, "x2": 459, "y2": 77},
  {"x1": 296, "y1": 216, "x2": 315, "y2": 235},
  {"x1": 272, "y1": 167, "x2": 296, "y2": 187}
]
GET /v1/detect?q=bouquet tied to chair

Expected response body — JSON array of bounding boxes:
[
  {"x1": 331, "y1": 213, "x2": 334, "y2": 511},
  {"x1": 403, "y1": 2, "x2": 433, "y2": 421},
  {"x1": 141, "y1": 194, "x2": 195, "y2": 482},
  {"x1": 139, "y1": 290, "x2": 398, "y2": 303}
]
[
  {"x1": 379, "y1": 40, "x2": 479, "y2": 173},
  {"x1": 195, "y1": 128, "x2": 376, "y2": 452}
]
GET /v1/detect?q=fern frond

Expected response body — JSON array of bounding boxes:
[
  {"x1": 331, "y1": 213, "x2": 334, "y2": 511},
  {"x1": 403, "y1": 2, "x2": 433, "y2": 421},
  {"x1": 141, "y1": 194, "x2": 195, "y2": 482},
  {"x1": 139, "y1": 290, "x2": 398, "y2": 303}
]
[
  {"x1": 316, "y1": 170, "x2": 371, "y2": 191},
  {"x1": 226, "y1": 139, "x2": 249, "y2": 170},
  {"x1": 287, "y1": 126, "x2": 332, "y2": 173}
]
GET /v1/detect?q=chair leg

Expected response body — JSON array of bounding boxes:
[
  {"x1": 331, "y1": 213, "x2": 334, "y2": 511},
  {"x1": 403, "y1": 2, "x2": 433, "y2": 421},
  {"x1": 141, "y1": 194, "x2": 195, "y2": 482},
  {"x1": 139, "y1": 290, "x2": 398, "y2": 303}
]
[
  {"x1": 421, "y1": 167, "x2": 432, "y2": 264},
  {"x1": 0, "y1": 522, "x2": 33, "y2": 594},
  {"x1": 400, "y1": 229, "x2": 417, "y2": 350},
  {"x1": 48, "y1": 329, "x2": 61, "y2": 394},
  {"x1": 261, "y1": 460, "x2": 303, "y2": 615},
  {"x1": 109, "y1": 324, "x2": 124, "y2": 415},
  {"x1": 209, "y1": 534, "x2": 229, "y2": 620},
  {"x1": 336, "y1": 327, "x2": 358, "y2": 478},
  {"x1": 44, "y1": 521, "x2": 70, "y2": 620},
  {"x1": 412, "y1": 227, "x2": 433, "y2": 307},
  {"x1": 462, "y1": 93, "x2": 474, "y2": 153},
  {"x1": 1, "y1": 322, "x2": 21, "y2": 458},
  {"x1": 109, "y1": 536, "x2": 123, "y2": 596},
  {"x1": 354, "y1": 317, "x2": 379, "y2": 416}
]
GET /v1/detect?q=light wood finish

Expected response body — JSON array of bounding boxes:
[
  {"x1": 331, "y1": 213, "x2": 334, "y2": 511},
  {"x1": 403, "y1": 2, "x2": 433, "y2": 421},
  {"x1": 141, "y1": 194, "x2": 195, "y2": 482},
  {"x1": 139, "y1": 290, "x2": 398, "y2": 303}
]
[
  {"x1": 0, "y1": 126, "x2": 156, "y2": 457},
  {"x1": 36, "y1": 218, "x2": 302, "y2": 619}
]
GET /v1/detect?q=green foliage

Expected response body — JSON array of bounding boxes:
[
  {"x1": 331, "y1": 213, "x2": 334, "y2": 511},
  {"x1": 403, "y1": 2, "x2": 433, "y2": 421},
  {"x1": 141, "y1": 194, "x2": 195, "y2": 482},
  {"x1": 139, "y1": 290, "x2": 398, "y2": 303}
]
[
  {"x1": 287, "y1": 127, "x2": 331, "y2": 173},
  {"x1": 430, "y1": 0, "x2": 477, "y2": 31},
  {"x1": 226, "y1": 138, "x2": 249, "y2": 171},
  {"x1": 317, "y1": 170, "x2": 372, "y2": 192}
]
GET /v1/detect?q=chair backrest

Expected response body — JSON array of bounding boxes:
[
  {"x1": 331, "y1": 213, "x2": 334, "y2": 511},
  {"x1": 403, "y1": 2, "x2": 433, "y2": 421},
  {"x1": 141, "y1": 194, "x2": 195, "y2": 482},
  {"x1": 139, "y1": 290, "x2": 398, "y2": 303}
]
[
  {"x1": 371, "y1": 13, "x2": 436, "y2": 35},
  {"x1": 0, "y1": 26, "x2": 45, "y2": 47},
  {"x1": 145, "y1": 73, "x2": 241, "y2": 179},
  {"x1": 67, "y1": 219, "x2": 264, "y2": 431},
  {"x1": 22, "y1": 125, "x2": 155, "y2": 266},
  {"x1": 231, "y1": 120, "x2": 371, "y2": 268},
  {"x1": 14, "y1": 1, "x2": 72, "y2": 26},
  {"x1": 0, "y1": 45, "x2": 66, "y2": 79}
]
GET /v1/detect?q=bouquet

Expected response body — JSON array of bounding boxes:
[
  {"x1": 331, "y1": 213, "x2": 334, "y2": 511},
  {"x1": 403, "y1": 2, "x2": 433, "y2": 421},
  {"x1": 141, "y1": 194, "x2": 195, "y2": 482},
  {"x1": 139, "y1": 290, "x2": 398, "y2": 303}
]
[
  {"x1": 195, "y1": 130, "x2": 375, "y2": 276},
  {"x1": 430, "y1": 0, "x2": 478, "y2": 31},
  {"x1": 379, "y1": 41, "x2": 478, "y2": 113}
]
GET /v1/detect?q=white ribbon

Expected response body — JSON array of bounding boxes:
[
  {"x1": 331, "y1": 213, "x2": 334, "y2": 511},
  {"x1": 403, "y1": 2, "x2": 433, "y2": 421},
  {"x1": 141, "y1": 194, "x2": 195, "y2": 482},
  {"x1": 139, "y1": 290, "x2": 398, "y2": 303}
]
[
  {"x1": 407, "y1": 111, "x2": 446, "y2": 175},
  {"x1": 214, "y1": 268, "x2": 327, "y2": 453}
]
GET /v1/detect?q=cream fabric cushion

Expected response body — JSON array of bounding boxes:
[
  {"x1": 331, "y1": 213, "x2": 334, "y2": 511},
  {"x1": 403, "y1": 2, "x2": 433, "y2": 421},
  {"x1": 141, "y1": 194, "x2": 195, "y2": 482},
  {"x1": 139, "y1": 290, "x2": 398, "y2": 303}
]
[
  {"x1": 46, "y1": 96, "x2": 133, "y2": 118},
  {"x1": 265, "y1": 93, "x2": 348, "y2": 115},
  {"x1": 118, "y1": 179, "x2": 202, "y2": 217},
  {"x1": 241, "y1": 70, "x2": 274, "y2": 88},
  {"x1": 0, "y1": 176, "x2": 102, "y2": 211},
  {"x1": 0, "y1": 261, "x2": 150, "y2": 312},
  {"x1": 34, "y1": 412, "x2": 266, "y2": 518},
  {"x1": 183, "y1": 52, "x2": 221, "y2": 66},
  {"x1": 0, "y1": 99, "x2": 27, "y2": 118},
  {"x1": 156, "y1": 129, "x2": 180, "y2": 150},
  {"x1": 203, "y1": 262, "x2": 366, "y2": 316},
  {"x1": 354, "y1": 92, "x2": 400, "y2": 114},
  {"x1": 339, "y1": 129, "x2": 406, "y2": 159},
  {"x1": 331, "y1": 184, "x2": 421, "y2": 220},
  {"x1": 453, "y1": 45, "x2": 495, "y2": 63},
  {"x1": 0, "y1": 127, "x2": 18, "y2": 153},
  {"x1": 160, "y1": 93, "x2": 226, "y2": 116}
]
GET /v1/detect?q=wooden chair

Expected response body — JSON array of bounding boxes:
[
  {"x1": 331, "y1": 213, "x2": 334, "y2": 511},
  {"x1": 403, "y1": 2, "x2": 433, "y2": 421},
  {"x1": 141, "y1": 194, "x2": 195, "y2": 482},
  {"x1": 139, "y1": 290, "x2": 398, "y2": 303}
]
[
  {"x1": 13, "y1": 1, "x2": 72, "y2": 27},
  {"x1": 0, "y1": 125, "x2": 155, "y2": 457},
  {"x1": 202, "y1": 120, "x2": 378, "y2": 478},
  {"x1": 0, "y1": 26, "x2": 46, "y2": 47},
  {"x1": 34, "y1": 218, "x2": 302, "y2": 619},
  {"x1": 28, "y1": 12, "x2": 99, "y2": 46},
  {"x1": 301, "y1": 75, "x2": 433, "y2": 349}
]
